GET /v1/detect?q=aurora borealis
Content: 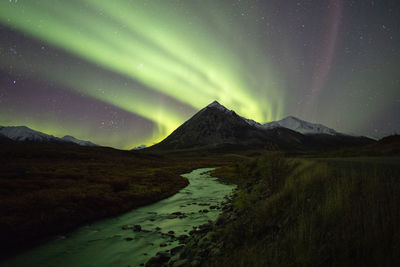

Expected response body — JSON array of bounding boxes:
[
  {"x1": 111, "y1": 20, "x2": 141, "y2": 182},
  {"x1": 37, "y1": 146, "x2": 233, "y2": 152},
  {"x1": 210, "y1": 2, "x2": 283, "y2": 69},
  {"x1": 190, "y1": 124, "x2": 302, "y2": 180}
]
[{"x1": 0, "y1": 0, "x2": 399, "y2": 149}]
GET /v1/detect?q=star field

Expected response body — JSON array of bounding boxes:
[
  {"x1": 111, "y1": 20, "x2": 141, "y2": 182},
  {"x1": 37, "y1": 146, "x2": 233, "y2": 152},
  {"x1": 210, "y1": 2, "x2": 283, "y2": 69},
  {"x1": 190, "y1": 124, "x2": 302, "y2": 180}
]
[{"x1": 0, "y1": 0, "x2": 399, "y2": 148}]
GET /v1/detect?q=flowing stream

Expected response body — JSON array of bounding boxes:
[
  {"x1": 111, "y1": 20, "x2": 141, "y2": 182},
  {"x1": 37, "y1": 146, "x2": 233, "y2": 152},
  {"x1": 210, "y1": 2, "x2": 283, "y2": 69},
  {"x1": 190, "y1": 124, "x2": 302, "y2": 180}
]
[{"x1": 3, "y1": 168, "x2": 235, "y2": 267}]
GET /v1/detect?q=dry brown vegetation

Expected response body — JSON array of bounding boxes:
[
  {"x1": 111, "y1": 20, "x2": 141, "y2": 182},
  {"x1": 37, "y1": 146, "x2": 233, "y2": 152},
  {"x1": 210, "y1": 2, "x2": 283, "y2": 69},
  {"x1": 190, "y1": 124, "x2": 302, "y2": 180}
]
[
  {"x1": 0, "y1": 143, "x2": 241, "y2": 259},
  {"x1": 2, "y1": 137, "x2": 399, "y2": 264},
  {"x1": 210, "y1": 152, "x2": 400, "y2": 266}
]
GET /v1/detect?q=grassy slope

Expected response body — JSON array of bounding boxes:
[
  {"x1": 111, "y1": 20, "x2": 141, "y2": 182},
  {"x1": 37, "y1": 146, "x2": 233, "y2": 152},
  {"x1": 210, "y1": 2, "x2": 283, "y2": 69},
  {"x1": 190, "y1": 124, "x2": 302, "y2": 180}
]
[
  {"x1": 211, "y1": 153, "x2": 400, "y2": 266},
  {"x1": 0, "y1": 143, "x2": 241, "y2": 259}
]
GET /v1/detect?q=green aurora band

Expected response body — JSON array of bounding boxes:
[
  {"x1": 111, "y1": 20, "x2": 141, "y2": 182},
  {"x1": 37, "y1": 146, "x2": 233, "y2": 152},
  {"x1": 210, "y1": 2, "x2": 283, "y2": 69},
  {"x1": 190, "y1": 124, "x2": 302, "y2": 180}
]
[{"x1": 0, "y1": 0, "x2": 284, "y2": 148}]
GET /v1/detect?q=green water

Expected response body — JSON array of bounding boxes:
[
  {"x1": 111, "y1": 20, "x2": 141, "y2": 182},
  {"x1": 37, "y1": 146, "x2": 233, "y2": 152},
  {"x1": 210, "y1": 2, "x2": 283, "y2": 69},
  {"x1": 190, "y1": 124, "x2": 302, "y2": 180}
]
[{"x1": 2, "y1": 168, "x2": 235, "y2": 267}]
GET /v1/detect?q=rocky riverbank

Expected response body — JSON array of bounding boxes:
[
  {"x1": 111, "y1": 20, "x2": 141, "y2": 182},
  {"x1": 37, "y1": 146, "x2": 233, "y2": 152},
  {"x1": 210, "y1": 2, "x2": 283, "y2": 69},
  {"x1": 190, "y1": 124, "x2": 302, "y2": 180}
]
[
  {"x1": 145, "y1": 191, "x2": 239, "y2": 267},
  {"x1": 3, "y1": 168, "x2": 237, "y2": 267}
]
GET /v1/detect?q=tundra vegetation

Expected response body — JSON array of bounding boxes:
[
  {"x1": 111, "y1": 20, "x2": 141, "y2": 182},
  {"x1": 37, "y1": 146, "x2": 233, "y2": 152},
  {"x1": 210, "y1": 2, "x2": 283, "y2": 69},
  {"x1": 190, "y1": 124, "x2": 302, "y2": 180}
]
[
  {"x1": 1, "y1": 135, "x2": 399, "y2": 265},
  {"x1": 210, "y1": 151, "x2": 400, "y2": 266},
  {"x1": 0, "y1": 143, "x2": 240, "y2": 259}
]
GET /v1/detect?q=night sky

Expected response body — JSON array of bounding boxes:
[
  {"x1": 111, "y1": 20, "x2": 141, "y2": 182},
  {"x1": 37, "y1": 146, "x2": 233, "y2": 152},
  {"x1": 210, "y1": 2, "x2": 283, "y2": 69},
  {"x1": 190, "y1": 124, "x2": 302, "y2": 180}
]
[{"x1": 0, "y1": 0, "x2": 399, "y2": 149}]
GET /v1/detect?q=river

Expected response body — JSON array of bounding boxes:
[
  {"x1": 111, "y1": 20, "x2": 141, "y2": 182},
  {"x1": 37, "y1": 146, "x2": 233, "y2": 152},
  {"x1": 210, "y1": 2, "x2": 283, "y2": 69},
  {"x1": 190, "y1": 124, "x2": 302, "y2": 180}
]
[{"x1": 3, "y1": 168, "x2": 236, "y2": 267}]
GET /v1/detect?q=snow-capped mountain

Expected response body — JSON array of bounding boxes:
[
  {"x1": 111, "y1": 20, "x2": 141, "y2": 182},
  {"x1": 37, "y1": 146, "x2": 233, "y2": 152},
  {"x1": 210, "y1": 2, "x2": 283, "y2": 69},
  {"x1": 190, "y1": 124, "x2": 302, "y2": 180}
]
[
  {"x1": 263, "y1": 116, "x2": 338, "y2": 135},
  {"x1": 0, "y1": 126, "x2": 98, "y2": 146},
  {"x1": 0, "y1": 126, "x2": 61, "y2": 142},
  {"x1": 61, "y1": 135, "x2": 98, "y2": 147},
  {"x1": 152, "y1": 101, "x2": 310, "y2": 150},
  {"x1": 150, "y1": 101, "x2": 374, "y2": 150},
  {"x1": 206, "y1": 100, "x2": 228, "y2": 111},
  {"x1": 204, "y1": 101, "x2": 262, "y2": 128}
]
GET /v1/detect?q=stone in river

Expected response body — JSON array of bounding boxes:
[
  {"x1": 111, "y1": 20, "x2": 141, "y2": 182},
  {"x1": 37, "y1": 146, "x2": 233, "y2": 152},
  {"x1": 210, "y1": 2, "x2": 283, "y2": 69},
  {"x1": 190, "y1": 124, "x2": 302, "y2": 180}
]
[
  {"x1": 145, "y1": 251, "x2": 170, "y2": 267},
  {"x1": 121, "y1": 224, "x2": 133, "y2": 230},
  {"x1": 177, "y1": 235, "x2": 189, "y2": 243},
  {"x1": 170, "y1": 245, "x2": 184, "y2": 255}
]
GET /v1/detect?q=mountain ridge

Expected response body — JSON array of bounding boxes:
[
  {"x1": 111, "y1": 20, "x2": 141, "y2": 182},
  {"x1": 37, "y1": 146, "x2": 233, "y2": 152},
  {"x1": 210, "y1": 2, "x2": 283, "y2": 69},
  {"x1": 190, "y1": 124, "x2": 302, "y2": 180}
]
[
  {"x1": 0, "y1": 126, "x2": 98, "y2": 147},
  {"x1": 263, "y1": 116, "x2": 338, "y2": 135},
  {"x1": 61, "y1": 135, "x2": 98, "y2": 147},
  {"x1": 150, "y1": 101, "x2": 375, "y2": 151}
]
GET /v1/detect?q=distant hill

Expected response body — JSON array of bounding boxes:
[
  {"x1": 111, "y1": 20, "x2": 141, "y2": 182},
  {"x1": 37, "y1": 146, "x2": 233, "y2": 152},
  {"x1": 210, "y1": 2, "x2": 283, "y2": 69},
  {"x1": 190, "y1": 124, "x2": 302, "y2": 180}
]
[
  {"x1": 0, "y1": 133, "x2": 14, "y2": 144},
  {"x1": 61, "y1": 135, "x2": 98, "y2": 147},
  {"x1": 150, "y1": 101, "x2": 375, "y2": 151},
  {"x1": 378, "y1": 134, "x2": 400, "y2": 145},
  {"x1": 131, "y1": 145, "x2": 147, "y2": 151},
  {"x1": 0, "y1": 126, "x2": 98, "y2": 147}
]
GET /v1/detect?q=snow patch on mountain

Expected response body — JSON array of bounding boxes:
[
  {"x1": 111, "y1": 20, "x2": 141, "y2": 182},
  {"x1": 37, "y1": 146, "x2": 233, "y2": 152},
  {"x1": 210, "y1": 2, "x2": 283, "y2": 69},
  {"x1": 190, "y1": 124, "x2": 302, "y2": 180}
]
[
  {"x1": 0, "y1": 126, "x2": 99, "y2": 146},
  {"x1": 0, "y1": 126, "x2": 60, "y2": 142},
  {"x1": 263, "y1": 116, "x2": 338, "y2": 135},
  {"x1": 131, "y1": 144, "x2": 147, "y2": 150},
  {"x1": 62, "y1": 135, "x2": 98, "y2": 147}
]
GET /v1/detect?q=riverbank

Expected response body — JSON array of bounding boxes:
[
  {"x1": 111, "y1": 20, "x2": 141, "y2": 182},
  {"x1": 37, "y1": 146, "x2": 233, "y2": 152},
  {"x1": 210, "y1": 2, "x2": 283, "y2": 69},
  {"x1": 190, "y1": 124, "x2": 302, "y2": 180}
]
[
  {"x1": 2, "y1": 168, "x2": 236, "y2": 266},
  {"x1": 145, "y1": 192, "x2": 238, "y2": 267},
  {"x1": 149, "y1": 152, "x2": 400, "y2": 266},
  {"x1": 0, "y1": 144, "x2": 242, "y2": 260}
]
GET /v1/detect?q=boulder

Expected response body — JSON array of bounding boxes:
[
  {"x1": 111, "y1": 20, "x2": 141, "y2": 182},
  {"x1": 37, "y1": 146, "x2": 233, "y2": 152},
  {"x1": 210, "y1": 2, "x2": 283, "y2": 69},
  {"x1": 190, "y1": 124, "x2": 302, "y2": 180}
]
[
  {"x1": 177, "y1": 234, "x2": 189, "y2": 243},
  {"x1": 215, "y1": 214, "x2": 227, "y2": 226},
  {"x1": 172, "y1": 259, "x2": 189, "y2": 267},
  {"x1": 170, "y1": 245, "x2": 184, "y2": 256},
  {"x1": 198, "y1": 223, "x2": 212, "y2": 231},
  {"x1": 145, "y1": 251, "x2": 170, "y2": 267},
  {"x1": 121, "y1": 224, "x2": 133, "y2": 230}
]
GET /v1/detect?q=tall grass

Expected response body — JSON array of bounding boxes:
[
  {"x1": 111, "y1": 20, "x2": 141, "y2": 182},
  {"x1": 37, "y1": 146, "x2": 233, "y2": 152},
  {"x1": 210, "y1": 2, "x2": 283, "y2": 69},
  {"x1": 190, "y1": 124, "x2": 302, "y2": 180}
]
[{"x1": 211, "y1": 153, "x2": 400, "y2": 266}]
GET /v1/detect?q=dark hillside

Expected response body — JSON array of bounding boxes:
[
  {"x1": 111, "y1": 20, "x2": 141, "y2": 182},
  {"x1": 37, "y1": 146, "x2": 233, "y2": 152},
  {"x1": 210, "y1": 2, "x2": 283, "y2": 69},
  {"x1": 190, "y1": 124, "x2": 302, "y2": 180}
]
[{"x1": 202, "y1": 153, "x2": 400, "y2": 266}]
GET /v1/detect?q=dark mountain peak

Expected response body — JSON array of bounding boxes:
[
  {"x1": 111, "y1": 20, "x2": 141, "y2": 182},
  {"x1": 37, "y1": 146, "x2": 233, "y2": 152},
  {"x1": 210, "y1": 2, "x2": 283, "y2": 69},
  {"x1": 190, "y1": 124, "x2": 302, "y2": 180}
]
[
  {"x1": 194, "y1": 100, "x2": 236, "y2": 119},
  {"x1": 204, "y1": 100, "x2": 232, "y2": 114},
  {"x1": 207, "y1": 100, "x2": 224, "y2": 108},
  {"x1": 151, "y1": 101, "x2": 260, "y2": 150},
  {"x1": 150, "y1": 102, "x2": 376, "y2": 151}
]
